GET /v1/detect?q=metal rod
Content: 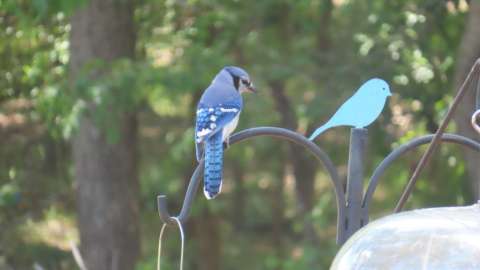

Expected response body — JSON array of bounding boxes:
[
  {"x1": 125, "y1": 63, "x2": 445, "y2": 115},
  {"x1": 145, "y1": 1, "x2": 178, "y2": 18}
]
[
  {"x1": 476, "y1": 68, "x2": 480, "y2": 110},
  {"x1": 394, "y1": 59, "x2": 480, "y2": 213},
  {"x1": 472, "y1": 110, "x2": 480, "y2": 134},
  {"x1": 157, "y1": 163, "x2": 204, "y2": 224},
  {"x1": 362, "y1": 133, "x2": 480, "y2": 220},
  {"x1": 156, "y1": 60, "x2": 480, "y2": 249},
  {"x1": 157, "y1": 127, "x2": 347, "y2": 243},
  {"x1": 344, "y1": 128, "x2": 368, "y2": 241}
]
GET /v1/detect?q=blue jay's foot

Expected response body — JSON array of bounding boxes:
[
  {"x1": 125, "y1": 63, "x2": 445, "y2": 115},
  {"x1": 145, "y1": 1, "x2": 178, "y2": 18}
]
[{"x1": 223, "y1": 136, "x2": 231, "y2": 149}]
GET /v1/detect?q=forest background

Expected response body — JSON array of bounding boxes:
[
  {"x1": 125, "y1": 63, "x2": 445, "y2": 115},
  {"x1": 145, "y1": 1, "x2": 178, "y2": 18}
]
[{"x1": 1, "y1": 0, "x2": 479, "y2": 269}]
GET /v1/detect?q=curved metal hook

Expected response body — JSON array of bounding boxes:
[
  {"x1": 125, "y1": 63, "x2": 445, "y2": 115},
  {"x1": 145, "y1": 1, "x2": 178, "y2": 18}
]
[
  {"x1": 157, "y1": 126, "x2": 346, "y2": 242},
  {"x1": 361, "y1": 133, "x2": 480, "y2": 220},
  {"x1": 472, "y1": 109, "x2": 480, "y2": 135},
  {"x1": 157, "y1": 164, "x2": 203, "y2": 224}
]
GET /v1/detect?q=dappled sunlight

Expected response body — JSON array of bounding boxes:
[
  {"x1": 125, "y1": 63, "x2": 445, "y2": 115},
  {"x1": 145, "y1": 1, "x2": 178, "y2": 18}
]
[
  {"x1": 19, "y1": 207, "x2": 78, "y2": 252},
  {"x1": 1, "y1": 0, "x2": 478, "y2": 269}
]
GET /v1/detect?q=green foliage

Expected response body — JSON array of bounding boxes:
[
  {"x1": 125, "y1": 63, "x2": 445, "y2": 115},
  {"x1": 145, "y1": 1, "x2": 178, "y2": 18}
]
[{"x1": 0, "y1": 0, "x2": 476, "y2": 269}]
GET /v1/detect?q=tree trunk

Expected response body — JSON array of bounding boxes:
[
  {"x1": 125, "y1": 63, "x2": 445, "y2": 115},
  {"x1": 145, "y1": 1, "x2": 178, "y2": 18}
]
[
  {"x1": 269, "y1": 81, "x2": 319, "y2": 245},
  {"x1": 453, "y1": 1, "x2": 480, "y2": 200},
  {"x1": 70, "y1": 1, "x2": 139, "y2": 269},
  {"x1": 193, "y1": 208, "x2": 222, "y2": 270}
]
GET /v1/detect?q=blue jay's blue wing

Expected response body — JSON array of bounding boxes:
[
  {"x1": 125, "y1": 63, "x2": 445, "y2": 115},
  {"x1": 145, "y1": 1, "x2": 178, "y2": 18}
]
[{"x1": 195, "y1": 105, "x2": 241, "y2": 161}]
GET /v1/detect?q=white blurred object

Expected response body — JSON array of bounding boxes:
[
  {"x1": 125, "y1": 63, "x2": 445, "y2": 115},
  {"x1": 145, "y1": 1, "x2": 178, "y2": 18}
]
[
  {"x1": 471, "y1": 110, "x2": 480, "y2": 135},
  {"x1": 33, "y1": 263, "x2": 45, "y2": 270},
  {"x1": 331, "y1": 203, "x2": 480, "y2": 270}
]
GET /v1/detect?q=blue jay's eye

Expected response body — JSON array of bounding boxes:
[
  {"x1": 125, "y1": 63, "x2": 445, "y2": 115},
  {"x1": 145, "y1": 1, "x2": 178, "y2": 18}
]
[{"x1": 241, "y1": 79, "x2": 251, "y2": 86}]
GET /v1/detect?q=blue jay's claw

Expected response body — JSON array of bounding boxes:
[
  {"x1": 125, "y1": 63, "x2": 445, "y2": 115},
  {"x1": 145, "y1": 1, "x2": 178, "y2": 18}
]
[{"x1": 224, "y1": 136, "x2": 230, "y2": 149}]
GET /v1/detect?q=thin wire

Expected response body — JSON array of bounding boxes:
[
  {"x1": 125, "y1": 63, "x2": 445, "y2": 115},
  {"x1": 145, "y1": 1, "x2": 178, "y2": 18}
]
[
  {"x1": 174, "y1": 217, "x2": 185, "y2": 270},
  {"x1": 157, "y1": 223, "x2": 167, "y2": 270},
  {"x1": 157, "y1": 217, "x2": 185, "y2": 270},
  {"x1": 69, "y1": 240, "x2": 88, "y2": 270}
]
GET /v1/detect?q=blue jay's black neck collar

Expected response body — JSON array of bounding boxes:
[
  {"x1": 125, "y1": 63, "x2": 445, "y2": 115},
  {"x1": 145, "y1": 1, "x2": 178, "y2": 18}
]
[
  {"x1": 222, "y1": 66, "x2": 256, "y2": 93},
  {"x1": 224, "y1": 67, "x2": 240, "y2": 90}
]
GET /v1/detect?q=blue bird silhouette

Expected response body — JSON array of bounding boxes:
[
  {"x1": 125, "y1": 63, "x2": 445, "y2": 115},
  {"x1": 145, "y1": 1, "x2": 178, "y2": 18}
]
[
  {"x1": 309, "y1": 78, "x2": 391, "y2": 141},
  {"x1": 195, "y1": 66, "x2": 256, "y2": 199}
]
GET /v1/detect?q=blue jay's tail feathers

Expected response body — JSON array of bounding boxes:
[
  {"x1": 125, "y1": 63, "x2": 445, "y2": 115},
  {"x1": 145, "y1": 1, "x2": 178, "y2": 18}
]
[
  {"x1": 309, "y1": 123, "x2": 334, "y2": 141},
  {"x1": 204, "y1": 131, "x2": 223, "y2": 199}
]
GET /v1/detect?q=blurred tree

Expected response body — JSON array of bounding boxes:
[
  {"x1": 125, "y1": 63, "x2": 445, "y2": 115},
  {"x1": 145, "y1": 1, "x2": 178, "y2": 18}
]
[
  {"x1": 453, "y1": 0, "x2": 480, "y2": 199},
  {"x1": 70, "y1": 0, "x2": 139, "y2": 269},
  {"x1": 0, "y1": 1, "x2": 477, "y2": 269}
]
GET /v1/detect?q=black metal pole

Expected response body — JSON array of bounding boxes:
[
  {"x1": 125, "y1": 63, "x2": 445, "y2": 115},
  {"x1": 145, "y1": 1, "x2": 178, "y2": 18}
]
[
  {"x1": 362, "y1": 133, "x2": 480, "y2": 221},
  {"x1": 344, "y1": 128, "x2": 368, "y2": 241},
  {"x1": 157, "y1": 127, "x2": 346, "y2": 243}
]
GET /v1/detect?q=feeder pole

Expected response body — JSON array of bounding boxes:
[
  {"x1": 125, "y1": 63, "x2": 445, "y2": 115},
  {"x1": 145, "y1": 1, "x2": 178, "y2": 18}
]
[{"x1": 344, "y1": 128, "x2": 368, "y2": 242}]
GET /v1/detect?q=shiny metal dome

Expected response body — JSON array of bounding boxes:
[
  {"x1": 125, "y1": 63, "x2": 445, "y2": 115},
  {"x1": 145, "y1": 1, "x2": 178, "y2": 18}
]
[{"x1": 331, "y1": 203, "x2": 480, "y2": 270}]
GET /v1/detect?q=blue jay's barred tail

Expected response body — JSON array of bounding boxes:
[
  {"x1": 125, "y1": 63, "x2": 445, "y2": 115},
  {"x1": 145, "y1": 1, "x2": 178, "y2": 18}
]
[{"x1": 204, "y1": 131, "x2": 223, "y2": 199}]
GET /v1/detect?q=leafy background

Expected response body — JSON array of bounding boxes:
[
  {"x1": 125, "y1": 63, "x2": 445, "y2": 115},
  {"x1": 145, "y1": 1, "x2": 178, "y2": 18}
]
[{"x1": 0, "y1": 0, "x2": 477, "y2": 269}]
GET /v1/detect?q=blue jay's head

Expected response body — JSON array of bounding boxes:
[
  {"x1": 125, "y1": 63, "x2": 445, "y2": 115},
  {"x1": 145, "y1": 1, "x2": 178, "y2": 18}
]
[
  {"x1": 223, "y1": 66, "x2": 257, "y2": 93},
  {"x1": 364, "y1": 78, "x2": 392, "y2": 97}
]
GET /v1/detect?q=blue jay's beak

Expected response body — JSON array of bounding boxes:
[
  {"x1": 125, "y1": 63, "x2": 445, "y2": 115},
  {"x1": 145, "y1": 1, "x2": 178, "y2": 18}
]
[{"x1": 247, "y1": 85, "x2": 257, "y2": 93}]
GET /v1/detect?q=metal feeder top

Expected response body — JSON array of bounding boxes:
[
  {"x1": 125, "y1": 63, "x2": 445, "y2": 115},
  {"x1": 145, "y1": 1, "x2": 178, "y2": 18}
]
[{"x1": 331, "y1": 202, "x2": 480, "y2": 270}]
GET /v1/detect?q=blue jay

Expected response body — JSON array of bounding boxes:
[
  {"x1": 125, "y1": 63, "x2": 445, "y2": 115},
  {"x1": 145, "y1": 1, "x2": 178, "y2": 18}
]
[
  {"x1": 309, "y1": 78, "x2": 391, "y2": 140},
  {"x1": 195, "y1": 66, "x2": 256, "y2": 199}
]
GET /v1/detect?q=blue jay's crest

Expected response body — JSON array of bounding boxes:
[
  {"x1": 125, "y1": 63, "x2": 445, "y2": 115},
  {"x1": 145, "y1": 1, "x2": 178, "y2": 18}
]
[
  {"x1": 309, "y1": 78, "x2": 392, "y2": 141},
  {"x1": 214, "y1": 66, "x2": 256, "y2": 94},
  {"x1": 195, "y1": 66, "x2": 255, "y2": 199},
  {"x1": 224, "y1": 66, "x2": 249, "y2": 79}
]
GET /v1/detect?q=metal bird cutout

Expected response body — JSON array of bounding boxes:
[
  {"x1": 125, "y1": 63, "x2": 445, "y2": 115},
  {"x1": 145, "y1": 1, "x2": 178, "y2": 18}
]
[{"x1": 309, "y1": 78, "x2": 391, "y2": 141}]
